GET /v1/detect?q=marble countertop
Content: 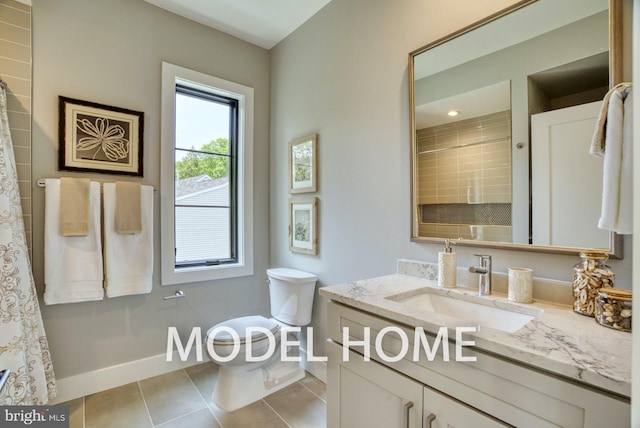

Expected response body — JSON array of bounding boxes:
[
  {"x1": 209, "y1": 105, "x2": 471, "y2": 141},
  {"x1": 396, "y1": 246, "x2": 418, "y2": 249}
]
[{"x1": 319, "y1": 270, "x2": 631, "y2": 397}]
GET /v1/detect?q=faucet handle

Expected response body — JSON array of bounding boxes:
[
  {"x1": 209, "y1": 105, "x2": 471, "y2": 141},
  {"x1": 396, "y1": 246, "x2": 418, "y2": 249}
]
[
  {"x1": 473, "y1": 254, "x2": 492, "y2": 267},
  {"x1": 473, "y1": 254, "x2": 492, "y2": 260}
]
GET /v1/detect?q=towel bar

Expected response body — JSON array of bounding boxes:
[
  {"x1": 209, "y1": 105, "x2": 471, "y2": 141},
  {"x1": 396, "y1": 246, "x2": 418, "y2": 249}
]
[{"x1": 36, "y1": 178, "x2": 156, "y2": 191}]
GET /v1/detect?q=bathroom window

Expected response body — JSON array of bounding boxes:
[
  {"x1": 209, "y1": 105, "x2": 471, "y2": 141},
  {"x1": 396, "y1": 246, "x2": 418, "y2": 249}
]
[{"x1": 160, "y1": 63, "x2": 254, "y2": 285}]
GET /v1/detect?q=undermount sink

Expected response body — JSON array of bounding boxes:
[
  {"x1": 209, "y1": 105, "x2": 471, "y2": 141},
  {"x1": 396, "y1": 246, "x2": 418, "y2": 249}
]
[{"x1": 387, "y1": 288, "x2": 543, "y2": 333}]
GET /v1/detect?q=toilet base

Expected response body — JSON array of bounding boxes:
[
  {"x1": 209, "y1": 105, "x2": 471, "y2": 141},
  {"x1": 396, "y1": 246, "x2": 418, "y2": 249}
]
[{"x1": 212, "y1": 360, "x2": 305, "y2": 412}]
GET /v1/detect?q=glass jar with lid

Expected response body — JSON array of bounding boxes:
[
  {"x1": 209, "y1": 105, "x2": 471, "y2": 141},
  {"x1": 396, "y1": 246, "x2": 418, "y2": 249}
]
[
  {"x1": 572, "y1": 250, "x2": 614, "y2": 317},
  {"x1": 594, "y1": 288, "x2": 632, "y2": 331}
]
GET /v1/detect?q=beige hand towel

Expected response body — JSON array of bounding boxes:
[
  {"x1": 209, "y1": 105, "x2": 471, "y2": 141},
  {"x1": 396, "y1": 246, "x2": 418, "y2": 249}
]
[
  {"x1": 60, "y1": 177, "x2": 90, "y2": 236},
  {"x1": 115, "y1": 181, "x2": 142, "y2": 234}
]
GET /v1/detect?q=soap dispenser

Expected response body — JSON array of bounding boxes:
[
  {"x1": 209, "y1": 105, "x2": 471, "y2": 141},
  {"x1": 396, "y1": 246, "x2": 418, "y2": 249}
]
[{"x1": 438, "y1": 239, "x2": 457, "y2": 288}]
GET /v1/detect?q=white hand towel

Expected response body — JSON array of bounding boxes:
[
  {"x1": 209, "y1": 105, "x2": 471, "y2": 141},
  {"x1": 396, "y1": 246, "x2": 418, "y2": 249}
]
[
  {"x1": 616, "y1": 88, "x2": 633, "y2": 234},
  {"x1": 598, "y1": 86, "x2": 633, "y2": 234},
  {"x1": 103, "y1": 183, "x2": 153, "y2": 297},
  {"x1": 44, "y1": 179, "x2": 104, "y2": 304}
]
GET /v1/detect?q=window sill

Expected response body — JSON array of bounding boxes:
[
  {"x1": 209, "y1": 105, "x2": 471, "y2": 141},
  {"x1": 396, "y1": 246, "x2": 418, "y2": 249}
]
[{"x1": 161, "y1": 262, "x2": 254, "y2": 286}]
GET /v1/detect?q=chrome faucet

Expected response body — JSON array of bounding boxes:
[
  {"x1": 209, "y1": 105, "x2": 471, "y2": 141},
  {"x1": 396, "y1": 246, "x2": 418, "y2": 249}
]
[{"x1": 469, "y1": 254, "x2": 492, "y2": 296}]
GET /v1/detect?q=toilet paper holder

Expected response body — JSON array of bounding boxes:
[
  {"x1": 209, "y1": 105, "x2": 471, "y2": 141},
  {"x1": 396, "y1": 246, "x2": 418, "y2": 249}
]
[{"x1": 163, "y1": 290, "x2": 185, "y2": 300}]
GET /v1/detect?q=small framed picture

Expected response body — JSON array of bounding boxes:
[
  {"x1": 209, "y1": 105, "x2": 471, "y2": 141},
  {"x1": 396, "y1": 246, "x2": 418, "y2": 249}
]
[
  {"x1": 288, "y1": 134, "x2": 317, "y2": 193},
  {"x1": 289, "y1": 197, "x2": 318, "y2": 255},
  {"x1": 59, "y1": 96, "x2": 144, "y2": 176}
]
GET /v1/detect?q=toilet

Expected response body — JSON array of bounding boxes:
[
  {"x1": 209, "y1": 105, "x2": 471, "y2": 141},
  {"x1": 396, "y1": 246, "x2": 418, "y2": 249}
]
[{"x1": 205, "y1": 268, "x2": 317, "y2": 411}]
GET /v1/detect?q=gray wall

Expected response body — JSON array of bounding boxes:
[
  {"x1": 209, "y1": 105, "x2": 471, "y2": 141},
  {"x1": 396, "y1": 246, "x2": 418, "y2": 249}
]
[
  {"x1": 631, "y1": 1, "x2": 639, "y2": 424},
  {"x1": 269, "y1": 0, "x2": 633, "y2": 356},
  {"x1": 31, "y1": 0, "x2": 271, "y2": 378},
  {"x1": 26, "y1": 0, "x2": 634, "y2": 382}
]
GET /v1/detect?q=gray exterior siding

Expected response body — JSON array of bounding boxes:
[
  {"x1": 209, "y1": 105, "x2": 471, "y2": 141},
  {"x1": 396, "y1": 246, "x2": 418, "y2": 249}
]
[{"x1": 175, "y1": 183, "x2": 230, "y2": 262}]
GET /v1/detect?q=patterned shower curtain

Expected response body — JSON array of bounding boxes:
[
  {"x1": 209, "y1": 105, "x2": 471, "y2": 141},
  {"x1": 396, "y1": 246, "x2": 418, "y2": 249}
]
[{"x1": 0, "y1": 79, "x2": 56, "y2": 404}]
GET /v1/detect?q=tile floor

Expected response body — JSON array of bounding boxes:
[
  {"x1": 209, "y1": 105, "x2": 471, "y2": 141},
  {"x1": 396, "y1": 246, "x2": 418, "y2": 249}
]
[{"x1": 62, "y1": 362, "x2": 326, "y2": 428}]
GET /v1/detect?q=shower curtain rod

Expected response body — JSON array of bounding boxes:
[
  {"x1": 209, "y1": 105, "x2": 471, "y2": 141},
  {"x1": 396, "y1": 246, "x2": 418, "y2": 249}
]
[
  {"x1": 417, "y1": 136, "x2": 511, "y2": 155},
  {"x1": 36, "y1": 178, "x2": 156, "y2": 191}
]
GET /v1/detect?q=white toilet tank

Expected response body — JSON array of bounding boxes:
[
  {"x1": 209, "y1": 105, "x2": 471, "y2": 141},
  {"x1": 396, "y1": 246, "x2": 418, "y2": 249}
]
[{"x1": 267, "y1": 268, "x2": 317, "y2": 326}]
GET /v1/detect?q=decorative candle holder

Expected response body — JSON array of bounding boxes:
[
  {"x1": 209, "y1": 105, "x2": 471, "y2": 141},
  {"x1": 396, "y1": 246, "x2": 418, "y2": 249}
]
[{"x1": 508, "y1": 267, "x2": 533, "y2": 303}]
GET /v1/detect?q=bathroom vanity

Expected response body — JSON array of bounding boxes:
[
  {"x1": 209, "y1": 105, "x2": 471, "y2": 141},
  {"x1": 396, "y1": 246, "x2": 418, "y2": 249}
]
[{"x1": 320, "y1": 263, "x2": 631, "y2": 427}]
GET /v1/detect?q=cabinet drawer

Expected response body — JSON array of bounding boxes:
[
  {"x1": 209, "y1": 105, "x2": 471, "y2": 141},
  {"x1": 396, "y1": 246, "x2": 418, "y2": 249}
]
[{"x1": 423, "y1": 386, "x2": 510, "y2": 428}]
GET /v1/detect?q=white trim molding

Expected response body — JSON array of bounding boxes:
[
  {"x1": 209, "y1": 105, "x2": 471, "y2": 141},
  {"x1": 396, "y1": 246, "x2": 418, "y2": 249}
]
[
  {"x1": 50, "y1": 349, "x2": 326, "y2": 404},
  {"x1": 50, "y1": 351, "x2": 204, "y2": 404}
]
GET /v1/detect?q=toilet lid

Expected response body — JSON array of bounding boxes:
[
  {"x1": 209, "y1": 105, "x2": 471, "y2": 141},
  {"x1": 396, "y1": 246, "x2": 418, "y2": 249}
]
[
  {"x1": 267, "y1": 268, "x2": 317, "y2": 283},
  {"x1": 207, "y1": 315, "x2": 280, "y2": 344}
]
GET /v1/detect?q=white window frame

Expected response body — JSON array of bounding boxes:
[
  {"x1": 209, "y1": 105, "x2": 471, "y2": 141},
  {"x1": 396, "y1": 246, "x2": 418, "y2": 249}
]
[{"x1": 160, "y1": 62, "x2": 254, "y2": 285}]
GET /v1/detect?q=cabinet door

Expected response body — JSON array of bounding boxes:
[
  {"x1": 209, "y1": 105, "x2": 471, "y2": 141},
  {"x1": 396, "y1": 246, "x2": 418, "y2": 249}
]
[
  {"x1": 423, "y1": 386, "x2": 510, "y2": 428},
  {"x1": 327, "y1": 342, "x2": 423, "y2": 428}
]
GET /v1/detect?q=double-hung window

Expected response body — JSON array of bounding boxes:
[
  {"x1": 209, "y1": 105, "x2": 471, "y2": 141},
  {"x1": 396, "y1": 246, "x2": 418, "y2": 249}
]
[{"x1": 160, "y1": 63, "x2": 254, "y2": 285}]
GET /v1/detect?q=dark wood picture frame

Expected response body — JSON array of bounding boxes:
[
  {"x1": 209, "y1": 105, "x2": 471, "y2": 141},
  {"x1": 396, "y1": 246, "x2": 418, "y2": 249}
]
[{"x1": 59, "y1": 96, "x2": 144, "y2": 176}]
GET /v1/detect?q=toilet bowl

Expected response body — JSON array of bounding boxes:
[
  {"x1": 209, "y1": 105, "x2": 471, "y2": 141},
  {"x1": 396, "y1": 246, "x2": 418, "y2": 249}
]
[
  {"x1": 207, "y1": 315, "x2": 280, "y2": 366},
  {"x1": 205, "y1": 268, "x2": 317, "y2": 412}
]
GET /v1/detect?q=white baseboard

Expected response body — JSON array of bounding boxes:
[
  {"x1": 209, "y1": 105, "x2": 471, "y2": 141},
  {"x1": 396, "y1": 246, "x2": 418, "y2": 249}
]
[
  {"x1": 51, "y1": 351, "x2": 204, "y2": 404},
  {"x1": 299, "y1": 348, "x2": 327, "y2": 383},
  {"x1": 51, "y1": 348, "x2": 327, "y2": 404}
]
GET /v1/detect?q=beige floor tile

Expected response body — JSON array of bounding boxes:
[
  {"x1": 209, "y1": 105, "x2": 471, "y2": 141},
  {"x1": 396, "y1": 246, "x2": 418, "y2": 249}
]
[
  {"x1": 78, "y1": 365, "x2": 325, "y2": 428},
  {"x1": 210, "y1": 400, "x2": 289, "y2": 428},
  {"x1": 264, "y1": 382, "x2": 326, "y2": 428},
  {"x1": 185, "y1": 362, "x2": 218, "y2": 402},
  {"x1": 61, "y1": 397, "x2": 84, "y2": 428},
  {"x1": 85, "y1": 383, "x2": 152, "y2": 428},
  {"x1": 155, "y1": 408, "x2": 221, "y2": 428},
  {"x1": 298, "y1": 374, "x2": 326, "y2": 401},
  {"x1": 139, "y1": 369, "x2": 207, "y2": 426}
]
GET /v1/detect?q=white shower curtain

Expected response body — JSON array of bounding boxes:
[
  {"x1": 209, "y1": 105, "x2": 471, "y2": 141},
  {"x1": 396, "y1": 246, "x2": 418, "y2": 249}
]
[{"x1": 0, "y1": 79, "x2": 56, "y2": 404}]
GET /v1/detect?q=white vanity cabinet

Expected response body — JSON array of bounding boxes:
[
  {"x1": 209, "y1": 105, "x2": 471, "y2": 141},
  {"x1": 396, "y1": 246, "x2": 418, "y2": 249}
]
[
  {"x1": 326, "y1": 301, "x2": 630, "y2": 428},
  {"x1": 328, "y1": 342, "x2": 507, "y2": 427},
  {"x1": 327, "y1": 342, "x2": 423, "y2": 427}
]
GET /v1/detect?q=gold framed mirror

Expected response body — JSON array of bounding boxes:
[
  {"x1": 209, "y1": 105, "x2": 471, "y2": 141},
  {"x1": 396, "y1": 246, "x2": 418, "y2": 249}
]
[{"x1": 409, "y1": 0, "x2": 624, "y2": 258}]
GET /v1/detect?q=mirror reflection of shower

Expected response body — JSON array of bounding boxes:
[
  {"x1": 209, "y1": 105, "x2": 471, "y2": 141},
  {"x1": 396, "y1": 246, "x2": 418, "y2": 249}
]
[{"x1": 415, "y1": 81, "x2": 512, "y2": 242}]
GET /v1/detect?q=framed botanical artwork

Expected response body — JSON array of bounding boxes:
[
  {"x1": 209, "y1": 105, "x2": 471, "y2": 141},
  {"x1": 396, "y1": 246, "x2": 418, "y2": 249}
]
[
  {"x1": 59, "y1": 96, "x2": 144, "y2": 176},
  {"x1": 289, "y1": 197, "x2": 318, "y2": 255},
  {"x1": 288, "y1": 134, "x2": 317, "y2": 193}
]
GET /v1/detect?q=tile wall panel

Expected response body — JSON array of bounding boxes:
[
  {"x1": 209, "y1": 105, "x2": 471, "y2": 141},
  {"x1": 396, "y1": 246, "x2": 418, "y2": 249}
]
[
  {"x1": 416, "y1": 110, "x2": 512, "y2": 205},
  {"x1": 416, "y1": 111, "x2": 513, "y2": 240}
]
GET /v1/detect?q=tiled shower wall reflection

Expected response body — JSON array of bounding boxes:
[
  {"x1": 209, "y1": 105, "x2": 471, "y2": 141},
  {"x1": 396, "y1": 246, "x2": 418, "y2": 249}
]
[
  {"x1": 416, "y1": 111, "x2": 512, "y2": 242},
  {"x1": 0, "y1": 0, "x2": 32, "y2": 250}
]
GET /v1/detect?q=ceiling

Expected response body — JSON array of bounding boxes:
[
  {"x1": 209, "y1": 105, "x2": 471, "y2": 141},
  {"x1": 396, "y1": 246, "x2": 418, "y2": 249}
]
[
  {"x1": 144, "y1": 0, "x2": 332, "y2": 49},
  {"x1": 415, "y1": 81, "x2": 511, "y2": 129}
]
